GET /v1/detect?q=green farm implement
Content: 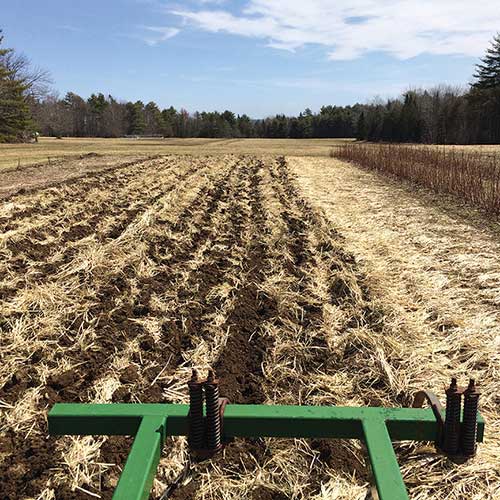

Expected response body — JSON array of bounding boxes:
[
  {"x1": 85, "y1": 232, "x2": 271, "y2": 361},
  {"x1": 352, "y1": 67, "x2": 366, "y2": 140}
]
[{"x1": 48, "y1": 372, "x2": 484, "y2": 500}]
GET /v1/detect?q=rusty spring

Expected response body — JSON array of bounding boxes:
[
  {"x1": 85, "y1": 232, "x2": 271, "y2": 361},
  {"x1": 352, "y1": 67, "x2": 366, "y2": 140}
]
[
  {"x1": 205, "y1": 370, "x2": 222, "y2": 451},
  {"x1": 188, "y1": 370, "x2": 205, "y2": 450},
  {"x1": 443, "y1": 378, "x2": 462, "y2": 455},
  {"x1": 461, "y1": 379, "x2": 480, "y2": 456},
  {"x1": 442, "y1": 377, "x2": 481, "y2": 457}
]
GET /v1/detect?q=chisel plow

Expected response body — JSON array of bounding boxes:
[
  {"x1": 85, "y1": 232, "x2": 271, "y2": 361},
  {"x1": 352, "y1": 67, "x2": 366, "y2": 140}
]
[{"x1": 48, "y1": 372, "x2": 484, "y2": 500}]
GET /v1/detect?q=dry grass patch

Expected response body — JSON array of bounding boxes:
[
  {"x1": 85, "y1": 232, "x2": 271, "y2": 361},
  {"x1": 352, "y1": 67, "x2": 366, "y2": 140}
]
[
  {"x1": 0, "y1": 137, "x2": 352, "y2": 172},
  {"x1": 291, "y1": 155, "x2": 500, "y2": 499},
  {"x1": 333, "y1": 143, "x2": 500, "y2": 214}
]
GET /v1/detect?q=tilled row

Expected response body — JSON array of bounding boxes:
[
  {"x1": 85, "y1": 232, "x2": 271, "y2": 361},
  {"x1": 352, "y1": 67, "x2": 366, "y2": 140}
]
[
  {"x1": 0, "y1": 156, "x2": 205, "y2": 284},
  {"x1": 167, "y1": 157, "x2": 382, "y2": 500},
  {"x1": 91, "y1": 157, "x2": 250, "y2": 498},
  {"x1": 1, "y1": 155, "x2": 390, "y2": 500},
  {"x1": 254, "y1": 158, "x2": 373, "y2": 496},
  {"x1": 0, "y1": 158, "x2": 215, "y2": 399},
  {"x1": 95, "y1": 157, "x2": 270, "y2": 498},
  {"x1": 0, "y1": 156, "x2": 241, "y2": 499},
  {"x1": 0, "y1": 156, "x2": 160, "y2": 228},
  {"x1": 167, "y1": 159, "x2": 276, "y2": 500}
]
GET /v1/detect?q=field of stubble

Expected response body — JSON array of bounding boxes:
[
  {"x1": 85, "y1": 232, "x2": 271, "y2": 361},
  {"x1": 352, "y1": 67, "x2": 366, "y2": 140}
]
[{"x1": 0, "y1": 153, "x2": 498, "y2": 500}]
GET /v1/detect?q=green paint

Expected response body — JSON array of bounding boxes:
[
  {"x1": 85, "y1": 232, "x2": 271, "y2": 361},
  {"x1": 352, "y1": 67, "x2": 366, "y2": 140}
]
[
  {"x1": 363, "y1": 417, "x2": 409, "y2": 500},
  {"x1": 113, "y1": 416, "x2": 166, "y2": 500},
  {"x1": 48, "y1": 403, "x2": 485, "y2": 500}
]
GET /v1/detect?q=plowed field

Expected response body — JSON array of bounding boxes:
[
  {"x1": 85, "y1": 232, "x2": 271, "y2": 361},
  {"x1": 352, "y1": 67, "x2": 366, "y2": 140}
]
[{"x1": 0, "y1": 155, "x2": 498, "y2": 500}]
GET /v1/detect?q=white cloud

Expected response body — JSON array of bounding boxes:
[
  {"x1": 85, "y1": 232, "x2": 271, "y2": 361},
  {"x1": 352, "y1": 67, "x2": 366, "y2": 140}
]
[
  {"x1": 141, "y1": 26, "x2": 180, "y2": 46},
  {"x1": 171, "y1": 0, "x2": 500, "y2": 60},
  {"x1": 180, "y1": 73, "x2": 423, "y2": 95},
  {"x1": 58, "y1": 25, "x2": 83, "y2": 33}
]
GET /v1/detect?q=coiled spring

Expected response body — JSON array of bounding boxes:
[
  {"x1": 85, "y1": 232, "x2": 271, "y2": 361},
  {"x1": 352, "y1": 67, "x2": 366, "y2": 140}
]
[
  {"x1": 461, "y1": 380, "x2": 480, "y2": 456},
  {"x1": 443, "y1": 378, "x2": 462, "y2": 454},
  {"x1": 188, "y1": 370, "x2": 205, "y2": 450},
  {"x1": 205, "y1": 370, "x2": 222, "y2": 451}
]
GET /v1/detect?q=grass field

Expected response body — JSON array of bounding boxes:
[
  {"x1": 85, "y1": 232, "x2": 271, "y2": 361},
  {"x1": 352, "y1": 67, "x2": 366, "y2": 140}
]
[
  {"x1": 2, "y1": 136, "x2": 499, "y2": 172},
  {"x1": 0, "y1": 137, "x2": 350, "y2": 171},
  {"x1": 0, "y1": 143, "x2": 499, "y2": 499}
]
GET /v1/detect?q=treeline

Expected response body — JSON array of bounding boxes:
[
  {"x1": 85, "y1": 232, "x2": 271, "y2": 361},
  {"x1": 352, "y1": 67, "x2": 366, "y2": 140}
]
[
  {"x1": 2, "y1": 30, "x2": 500, "y2": 144},
  {"x1": 30, "y1": 33, "x2": 500, "y2": 143},
  {"x1": 35, "y1": 85, "x2": 497, "y2": 144},
  {"x1": 31, "y1": 87, "x2": 500, "y2": 144},
  {"x1": 355, "y1": 85, "x2": 500, "y2": 144},
  {"x1": 33, "y1": 94, "x2": 255, "y2": 138},
  {"x1": 32, "y1": 96, "x2": 362, "y2": 139}
]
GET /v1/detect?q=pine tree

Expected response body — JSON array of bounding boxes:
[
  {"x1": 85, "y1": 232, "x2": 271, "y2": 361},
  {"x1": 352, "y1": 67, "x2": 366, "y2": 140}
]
[
  {"x1": 356, "y1": 112, "x2": 367, "y2": 140},
  {"x1": 144, "y1": 101, "x2": 164, "y2": 135},
  {"x1": 125, "y1": 101, "x2": 146, "y2": 135},
  {"x1": 0, "y1": 32, "x2": 32, "y2": 142},
  {"x1": 87, "y1": 93, "x2": 109, "y2": 136},
  {"x1": 469, "y1": 34, "x2": 500, "y2": 143},
  {"x1": 473, "y1": 33, "x2": 500, "y2": 90},
  {"x1": 399, "y1": 92, "x2": 423, "y2": 142}
]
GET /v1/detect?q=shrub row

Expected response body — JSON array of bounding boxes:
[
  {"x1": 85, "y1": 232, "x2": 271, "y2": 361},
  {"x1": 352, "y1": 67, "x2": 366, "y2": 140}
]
[{"x1": 333, "y1": 144, "x2": 500, "y2": 215}]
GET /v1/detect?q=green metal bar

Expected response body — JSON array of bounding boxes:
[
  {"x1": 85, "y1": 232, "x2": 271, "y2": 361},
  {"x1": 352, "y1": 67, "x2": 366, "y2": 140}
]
[
  {"x1": 112, "y1": 416, "x2": 166, "y2": 500},
  {"x1": 48, "y1": 403, "x2": 485, "y2": 500},
  {"x1": 48, "y1": 403, "x2": 485, "y2": 443},
  {"x1": 363, "y1": 418, "x2": 409, "y2": 500}
]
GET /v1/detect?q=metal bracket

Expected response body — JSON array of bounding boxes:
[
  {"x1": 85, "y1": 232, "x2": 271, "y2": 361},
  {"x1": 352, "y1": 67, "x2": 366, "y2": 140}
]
[
  {"x1": 413, "y1": 379, "x2": 482, "y2": 457},
  {"x1": 412, "y1": 390, "x2": 444, "y2": 447}
]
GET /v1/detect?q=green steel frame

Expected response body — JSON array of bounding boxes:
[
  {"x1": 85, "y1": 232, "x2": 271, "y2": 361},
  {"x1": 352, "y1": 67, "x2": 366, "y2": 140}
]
[{"x1": 48, "y1": 403, "x2": 485, "y2": 500}]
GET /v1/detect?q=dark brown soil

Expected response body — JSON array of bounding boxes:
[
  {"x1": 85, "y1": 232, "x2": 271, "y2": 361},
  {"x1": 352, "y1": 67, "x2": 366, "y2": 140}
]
[
  {"x1": 1, "y1": 156, "x2": 376, "y2": 499},
  {"x1": 0, "y1": 155, "x2": 152, "y2": 200}
]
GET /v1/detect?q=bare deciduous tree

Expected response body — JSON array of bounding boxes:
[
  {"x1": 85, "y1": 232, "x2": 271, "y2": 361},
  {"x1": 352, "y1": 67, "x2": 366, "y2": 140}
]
[{"x1": 0, "y1": 50, "x2": 52, "y2": 99}]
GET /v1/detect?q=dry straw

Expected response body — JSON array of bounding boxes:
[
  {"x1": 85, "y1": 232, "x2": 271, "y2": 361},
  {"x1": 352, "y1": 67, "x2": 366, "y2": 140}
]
[
  {"x1": 1, "y1": 152, "x2": 499, "y2": 500},
  {"x1": 333, "y1": 144, "x2": 500, "y2": 215}
]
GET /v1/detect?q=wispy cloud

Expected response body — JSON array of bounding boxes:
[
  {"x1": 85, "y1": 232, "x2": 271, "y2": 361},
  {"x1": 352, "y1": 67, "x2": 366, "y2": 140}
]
[
  {"x1": 140, "y1": 26, "x2": 180, "y2": 46},
  {"x1": 180, "y1": 73, "x2": 431, "y2": 97},
  {"x1": 58, "y1": 24, "x2": 83, "y2": 33},
  {"x1": 171, "y1": 0, "x2": 500, "y2": 60}
]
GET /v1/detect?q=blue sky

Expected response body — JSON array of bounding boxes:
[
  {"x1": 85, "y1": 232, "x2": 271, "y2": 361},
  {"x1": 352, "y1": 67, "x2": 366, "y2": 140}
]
[{"x1": 2, "y1": 0, "x2": 499, "y2": 117}]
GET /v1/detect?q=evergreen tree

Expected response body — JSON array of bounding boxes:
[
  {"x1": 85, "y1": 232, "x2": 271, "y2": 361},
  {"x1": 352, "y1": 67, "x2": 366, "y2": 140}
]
[
  {"x1": 399, "y1": 92, "x2": 423, "y2": 142},
  {"x1": 301, "y1": 108, "x2": 313, "y2": 138},
  {"x1": 125, "y1": 101, "x2": 146, "y2": 135},
  {"x1": 87, "y1": 93, "x2": 108, "y2": 136},
  {"x1": 0, "y1": 33, "x2": 32, "y2": 142},
  {"x1": 161, "y1": 106, "x2": 176, "y2": 137},
  {"x1": 289, "y1": 117, "x2": 305, "y2": 138},
  {"x1": 236, "y1": 114, "x2": 254, "y2": 137},
  {"x1": 356, "y1": 112, "x2": 367, "y2": 140},
  {"x1": 469, "y1": 34, "x2": 500, "y2": 143},
  {"x1": 473, "y1": 33, "x2": 500, "y2": 90},
  {"x1": 63, "y1": 92, "x2": 87, "y2": 136},
  {"x1": 144, "y1": 101, "x2": 164, "y2": 135}
]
